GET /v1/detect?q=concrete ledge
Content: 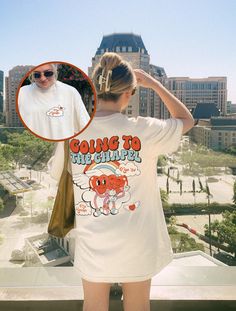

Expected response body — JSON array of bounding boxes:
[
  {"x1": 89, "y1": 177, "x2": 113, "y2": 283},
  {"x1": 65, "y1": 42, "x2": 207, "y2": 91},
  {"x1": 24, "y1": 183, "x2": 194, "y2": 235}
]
[
  {"x1": 0, "y1": 266, "x2": 236, "y2": 311},
  {"x1": 0, "y1": 299, "x2": 235, "y2": 311}
]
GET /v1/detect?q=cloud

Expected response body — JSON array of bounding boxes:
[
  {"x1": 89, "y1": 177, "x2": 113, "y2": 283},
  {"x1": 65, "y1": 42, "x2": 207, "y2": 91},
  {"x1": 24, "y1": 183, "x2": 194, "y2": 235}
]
[
  {"x1": 116, "y1": 162, "x2": 141, "y2": 177},
  {"x1": 46, "y1": 106, "x2": 65, "y2": 117},
  {"x1": 75, "y1": 202, "x2": 92, "y2": 216}
]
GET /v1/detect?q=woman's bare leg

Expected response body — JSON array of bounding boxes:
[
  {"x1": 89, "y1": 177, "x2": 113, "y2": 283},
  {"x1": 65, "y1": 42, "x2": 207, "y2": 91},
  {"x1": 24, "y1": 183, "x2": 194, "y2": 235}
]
[
  {"x1": 82, "y1": 279, "x2": 112, "y2": 311},
  {"x1": 122, "y1": 279, "x2": 151, "y2": 311}
]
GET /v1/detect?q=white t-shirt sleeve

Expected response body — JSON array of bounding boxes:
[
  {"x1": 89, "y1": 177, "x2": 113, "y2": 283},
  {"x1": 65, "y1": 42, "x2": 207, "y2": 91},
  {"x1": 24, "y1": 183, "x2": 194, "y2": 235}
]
[
  {"x1": 47, "y1": 142, "x2": 64, "y2": 181},
  {"x1": 18, "y1": 87, "x2": 22, "y2": 111},
  {"x1": 18, "y1": 86, "x2": 27, "y2": 116},
  {"x1": 73, "y1": 90, "x2": 90, "y2": 133},
  {"x1": 143, "y1": 118, "x2": 183, "y2": 156}
]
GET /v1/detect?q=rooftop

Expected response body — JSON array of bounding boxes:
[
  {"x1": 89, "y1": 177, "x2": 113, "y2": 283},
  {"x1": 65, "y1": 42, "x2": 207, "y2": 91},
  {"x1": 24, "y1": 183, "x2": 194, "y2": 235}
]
[
  {"x1": 211, "y1": 116, "x2": 236, "y2": 126},
  {"x1": 95, "y1": 33, "x2": 148, "y2": 55},
  {"x1": 0, "y1": 170, "x2": 31, "y2": 195},
  {"x1": 192, "y1": 103, "x2": 220, "y2": 119}
]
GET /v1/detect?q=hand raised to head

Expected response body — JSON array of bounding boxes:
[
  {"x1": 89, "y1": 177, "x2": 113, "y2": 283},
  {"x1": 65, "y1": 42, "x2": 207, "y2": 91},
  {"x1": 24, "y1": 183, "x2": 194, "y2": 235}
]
[{"x1": 133, "y1": 69, "x2": 156, "y2": 89}]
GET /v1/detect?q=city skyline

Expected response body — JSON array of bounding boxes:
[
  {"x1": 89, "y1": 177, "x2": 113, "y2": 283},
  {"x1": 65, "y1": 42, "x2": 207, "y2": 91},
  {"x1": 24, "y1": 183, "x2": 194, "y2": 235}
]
[{"x1": 1, "y1": 0, "x2": 236, "y2": 102}]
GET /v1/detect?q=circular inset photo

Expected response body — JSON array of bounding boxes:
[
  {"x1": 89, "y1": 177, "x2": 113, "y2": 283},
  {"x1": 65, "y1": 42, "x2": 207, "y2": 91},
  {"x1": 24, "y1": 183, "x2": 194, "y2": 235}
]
[{"x1": 16, "y1": 61, "x2": 96, "y2": 141}]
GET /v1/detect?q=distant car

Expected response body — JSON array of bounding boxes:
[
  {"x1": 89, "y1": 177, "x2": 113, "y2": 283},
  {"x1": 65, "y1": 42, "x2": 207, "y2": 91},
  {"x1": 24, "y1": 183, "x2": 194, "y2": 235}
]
[{"x1": 25, "y1": 180, "x2": 36, "y2": 185}]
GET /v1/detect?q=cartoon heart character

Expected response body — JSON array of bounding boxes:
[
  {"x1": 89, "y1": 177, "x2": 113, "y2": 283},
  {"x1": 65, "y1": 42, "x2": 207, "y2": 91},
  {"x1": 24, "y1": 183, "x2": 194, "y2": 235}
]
[
  {"x1": 108, "y1": 175, "x2": 128, "y2": 194},
  {"x1": 89, "y1": 175, "x2": 109, "y2": 195}
]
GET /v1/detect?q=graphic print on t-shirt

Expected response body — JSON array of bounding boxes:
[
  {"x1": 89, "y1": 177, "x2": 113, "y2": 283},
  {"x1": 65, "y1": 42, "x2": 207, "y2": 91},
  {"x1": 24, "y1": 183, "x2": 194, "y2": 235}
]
[
  {"x1": 70, "y1": 135, "x2": 142, "y2": 217},
  {"x1": 46, "y1": 105, "x2": 65, "y2": 117}
]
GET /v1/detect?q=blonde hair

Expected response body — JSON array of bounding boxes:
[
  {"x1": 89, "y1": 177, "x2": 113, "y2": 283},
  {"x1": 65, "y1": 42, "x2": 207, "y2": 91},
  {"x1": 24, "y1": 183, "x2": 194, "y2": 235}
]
[
  {"x1": 29, "y1": 63, "x2": 58, "y2": 83},
  {"x1": 92, "y1": 52, "x2": 136, "y2": 102}
]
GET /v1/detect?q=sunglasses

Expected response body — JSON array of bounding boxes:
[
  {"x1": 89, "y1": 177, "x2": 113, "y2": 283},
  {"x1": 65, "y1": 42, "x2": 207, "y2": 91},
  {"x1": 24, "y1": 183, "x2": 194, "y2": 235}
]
[{"x1": 33, "y1": 71, "x2": 54, "y2": 79}]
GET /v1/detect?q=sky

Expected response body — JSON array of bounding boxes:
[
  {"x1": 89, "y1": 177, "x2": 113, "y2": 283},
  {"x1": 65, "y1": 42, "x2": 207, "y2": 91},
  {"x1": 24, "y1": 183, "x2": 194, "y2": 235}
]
[{"x1": 1, "y1": 0, "x2": 236, "y2": 102}]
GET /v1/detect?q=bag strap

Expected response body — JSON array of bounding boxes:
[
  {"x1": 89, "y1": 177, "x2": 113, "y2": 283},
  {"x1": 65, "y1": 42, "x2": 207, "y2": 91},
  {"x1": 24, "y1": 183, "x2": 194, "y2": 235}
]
[{"x1": 63, "y1": 140, "x2": 70, "y2": 172}]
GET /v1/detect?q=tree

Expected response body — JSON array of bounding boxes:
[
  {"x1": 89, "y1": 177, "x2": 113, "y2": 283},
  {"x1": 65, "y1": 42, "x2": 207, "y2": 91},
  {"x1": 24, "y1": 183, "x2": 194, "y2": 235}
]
[
  {"x1": 6, "y1": 130, "x2": 54, "y2": 169},
  {"x1": 180, "y1": 143, "x2": 236, "y2": 176},
  {"x1": 192, "y1": 179, "x2": 196, "y2": 195},
  {"x1": 0, "y1": 197, "x2": 3, "y2": 211},
  {"x1": 233, "y1": 181, "x2": 236, "y2": 205},
  {"x1": 0, "y1": 152, "x2": 11, "y2": 170},
  {"x1": 166, "y1": 178, "x2": 169, "y2": 194},
  {"x1": 169, "y1": 216, "x2": 177, "y2": 227},
  {"x1": 160, "y1": 189, "x2": 169, "y2": 205},
  {"x1": 57, "y1": 64, "x2": 93, "y2": 112},
  {"x1": 168, "y1": 226, "x2": 204, "y2": 253},
  {"x1": 179, "y1": 180, "x2": 183, "y2": 195},
  {"x1": 157, "y1": 155, "x2": 167, "y2": 167},
  {"x1": 204, "y1": 211, "x2": 236, "y2": 257}
]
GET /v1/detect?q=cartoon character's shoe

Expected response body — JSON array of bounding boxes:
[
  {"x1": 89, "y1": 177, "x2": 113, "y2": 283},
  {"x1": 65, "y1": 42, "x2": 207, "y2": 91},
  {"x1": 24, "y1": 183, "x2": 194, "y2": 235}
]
[
  {"x1": 102, "y1": 208, "x2": 110, "y2": 216},
  {"x1": 93, "y1": 209, "x2": 102, "y2": 217},
  {"x1": 110, "y1": 208, "x2": 119, "y2": 215},
  {"x1": 123, "y1": 201, "x2": 141, "y2": 212}
]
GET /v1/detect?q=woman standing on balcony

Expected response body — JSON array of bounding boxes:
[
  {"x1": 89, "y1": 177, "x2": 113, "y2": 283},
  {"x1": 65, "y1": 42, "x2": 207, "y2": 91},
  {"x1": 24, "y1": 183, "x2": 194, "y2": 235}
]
[{"x1": 51, "y1": 52, "x2": 194, "y2": 311}]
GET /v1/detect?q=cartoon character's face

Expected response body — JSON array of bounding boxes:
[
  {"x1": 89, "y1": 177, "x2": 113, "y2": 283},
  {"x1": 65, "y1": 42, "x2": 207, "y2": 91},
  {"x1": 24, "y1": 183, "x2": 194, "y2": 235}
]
[
  {"x1": 108, "y1": 175, "x2": 128, "y2": 193},
  {"x1": 89, "y1": 175, "x2": 109, "y2": 194}
]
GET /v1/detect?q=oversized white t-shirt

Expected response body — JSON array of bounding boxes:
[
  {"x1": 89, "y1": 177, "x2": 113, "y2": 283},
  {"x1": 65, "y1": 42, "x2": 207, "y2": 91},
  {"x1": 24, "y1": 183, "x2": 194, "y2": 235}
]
[
  {"x1": 18, "y1": 81, "x2": 90, "y2": 140},
  {"x1": 50, "y1": 113, "x2": 183, "y2": 282}
]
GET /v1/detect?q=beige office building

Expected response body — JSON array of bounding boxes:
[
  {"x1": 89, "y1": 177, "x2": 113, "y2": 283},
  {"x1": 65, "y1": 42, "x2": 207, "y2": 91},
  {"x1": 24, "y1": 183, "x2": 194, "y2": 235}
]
[
  {"x1": 166, "y1": 77, "x2": 227, "y2": 116},
  {"x1": 190, "y1": 116, "x2": 236, "y2": 150},
  {"x1": 5, "y1": 65, "x2": 33, "y2": 127}
]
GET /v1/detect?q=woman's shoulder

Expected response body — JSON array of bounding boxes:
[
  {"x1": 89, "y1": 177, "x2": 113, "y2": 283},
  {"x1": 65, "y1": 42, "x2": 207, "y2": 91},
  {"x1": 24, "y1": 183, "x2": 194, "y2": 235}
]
[
  {"x1": 19, "y1": 84, "x2": 34, "y2": 95},
  {"x1": 128, "y1": 115, "x2": 163, "y2": 128},
  {"x1": 56, "y1": 81, "x2": 78, "y2": 93},
  {"x1": 18, "y1": 85, "x2": 36, "y2": 107}
]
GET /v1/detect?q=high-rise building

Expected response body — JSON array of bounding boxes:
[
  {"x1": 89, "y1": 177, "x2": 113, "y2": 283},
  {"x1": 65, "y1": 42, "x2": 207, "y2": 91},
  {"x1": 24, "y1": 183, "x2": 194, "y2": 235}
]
[
  {"x1": 5, "y1": 65, "x2": 33, "y2": 127},
  {"x1": 166, "y1": 77, "x2": 227, "y2": 116},
  {"x1": 149, "y1": 64, "x2": 168, "y2": 118},
  {"x1": 231, "y1": 103, "x2": 236, "y2": 114},
  {"x1": 0, "y1": 70, "x2": 3, "y2": 114},
  {"x1": 227, "y1": 101, "x2": 232, "y2": 114}
]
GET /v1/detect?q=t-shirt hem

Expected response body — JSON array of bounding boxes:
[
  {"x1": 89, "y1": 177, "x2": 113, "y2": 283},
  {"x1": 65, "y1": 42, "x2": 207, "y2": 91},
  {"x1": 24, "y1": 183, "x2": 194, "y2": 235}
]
[
  {"x1": 78, "y1": 271, "x2": 156, "y2": 283},
  {"x1": 75, "y1": 258, "x2": 173, "y2": 283}
]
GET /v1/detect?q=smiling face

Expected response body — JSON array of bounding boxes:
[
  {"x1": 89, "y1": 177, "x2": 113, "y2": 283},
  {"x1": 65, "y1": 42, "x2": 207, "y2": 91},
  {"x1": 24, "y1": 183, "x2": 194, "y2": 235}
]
[
  {"x1": 89, "y1": 175, "x2": 109, "y2": 195},
  {"x1": 32, "y1": 64, "x2": 56, "y2": 89}
]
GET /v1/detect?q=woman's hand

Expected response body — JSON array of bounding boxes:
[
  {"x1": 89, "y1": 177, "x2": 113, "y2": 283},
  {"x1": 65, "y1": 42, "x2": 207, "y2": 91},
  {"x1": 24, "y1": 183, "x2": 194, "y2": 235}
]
[
  {"x1": 133, "y1": 69, "x2": 157, "y2": 89},
  {"x1": 133, "y1": 70, "x2": 194, "y2": 134}
]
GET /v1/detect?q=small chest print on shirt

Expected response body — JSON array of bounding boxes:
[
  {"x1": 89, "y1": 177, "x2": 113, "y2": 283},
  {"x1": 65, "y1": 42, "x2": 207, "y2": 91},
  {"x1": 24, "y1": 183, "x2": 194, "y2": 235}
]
[
  {"x1": 46, "y1": 105, "x2": 65, "y2": 117},
  {"x1": 71, "y1": 135, "x2": 142, "y2": 217}
]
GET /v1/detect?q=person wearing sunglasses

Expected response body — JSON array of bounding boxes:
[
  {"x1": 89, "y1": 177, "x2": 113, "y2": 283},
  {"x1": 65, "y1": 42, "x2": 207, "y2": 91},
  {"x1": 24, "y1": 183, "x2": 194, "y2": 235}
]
[
  {"x1": 18, "y1": 63, "x2": 90, "y2": 141},
  {"x1": 50, "y1": 52, "x2": 194, "y2": 311}
]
